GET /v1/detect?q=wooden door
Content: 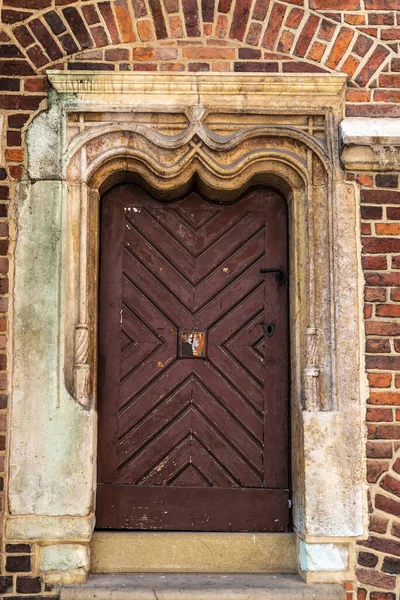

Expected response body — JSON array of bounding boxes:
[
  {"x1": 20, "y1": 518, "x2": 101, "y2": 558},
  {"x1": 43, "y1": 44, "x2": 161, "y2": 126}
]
[{"x1": 96, "y1": 183, "x2": 290, "y2": 532}]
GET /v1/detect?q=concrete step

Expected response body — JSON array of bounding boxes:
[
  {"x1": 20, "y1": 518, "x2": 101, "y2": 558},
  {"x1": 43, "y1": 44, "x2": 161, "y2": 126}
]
[{"x1": 60, "y1": 573, "x2": 346, "y2": 600}]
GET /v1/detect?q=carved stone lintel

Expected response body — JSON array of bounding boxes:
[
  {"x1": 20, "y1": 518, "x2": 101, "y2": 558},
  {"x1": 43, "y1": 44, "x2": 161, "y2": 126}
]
[{"x1": 73, "y1": 324, "x2": 90, "y2": 407}]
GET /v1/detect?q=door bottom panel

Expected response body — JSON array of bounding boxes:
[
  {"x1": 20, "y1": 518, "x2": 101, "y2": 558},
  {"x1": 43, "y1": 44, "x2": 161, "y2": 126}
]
[{"x1": 97, "y1": 485, "x2": 289, "y2": 532}]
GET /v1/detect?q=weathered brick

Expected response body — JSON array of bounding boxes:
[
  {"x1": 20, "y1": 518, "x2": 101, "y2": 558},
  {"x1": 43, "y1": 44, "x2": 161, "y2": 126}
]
[
  {"x1": 82, "y1": 4, "x2": 100, "y2": 25},
  {"x1": 246, "y1": 22, "x2": 262, "y2": 45},
  {"x1": 376, "y1": 223, "x2": 400, "y2": 235},
  {"x1": 251, "y1": 0, "x2": 268, "y2": 21},
  {"x1": 352, "y1": 35, "x2": 374, "y2": 57},
  {"x1": 367, "y1": 408, "x2": 393, "y2": 422},
  {"x1": 367, "y1": 460, "x2": 390, "y2": 482},
  {"x1": 97, "y1": 2, "x2": 121, "y2": 44},
  {"x1": 311, "y1": 0, "x2": 360, "y2": 7},
  {"x1": 105, "y1": 48, "x2": 130, "y2": 61},
  {"x1": 63, "y1": 6, "x2": 94, "y2": 48},
  {"x1": 5, "y1": 554, "x2": 31, "y2": 572},
  {"x1": 358, "y1": 551, "x2": 379, "y2": 568},
  {"x1": 148, "y1": 0, "x2": 168, "y2": 39},
  {"x1": 286, "y1": 8, "x2": 303, "y2": 29},
  {"x1": 218, "y1": 0, "x2": 232, "y2": 12},
  {"x1": 369, "y1": 391, "x2": 400, "y2": 405},
  {"x1": 5, "y1": 544, "x2": 31, "y2": 553},
  {"x1": 234, "y1": 62, "x2": 278, "y2": 72},
  {"x1": 366, "y1": 0, "x2": 400, "y2": 7},
  {"x1": 131, "y1": 0, "x2": 147, "y2": 18},
  {"x1": 366, "y1": 338, "x2": 391, "y2": 353},
  {"x1": 370, "y1": 514, "x2": 388, "y2": 533},
  {"x1": 356, "y1": 567, "x2": 396, "y2": 590},
  {"x1": 114, "y1": 0, "x2": 136, "y2": 42},
  {"x1": 362, "y1": 256, "x2": 387, "y2": 271},
  {"x1": 363, "y1": 238, "x2": 400, "y2": 253},
  {"x1": 392, "y1": 521, "x2": 400, "y2": 537},
  {"x1": 379, "y1": 74, "x2": 400, "y2": 88},
  {"x1": 230, "y1": 0, "x2": 252, "y2": 41},
  {"x1": 68, "y1": 62, "x2": 114, "y2": 71},
  {"x1": 7, "y1": 131, "x2": 22, "y2": 146},
  {"x1": 188, "y1": 62, "x2": 210, "y2": 71},
  {"x1": 183, "y1": 47, "x2": 235, "y2": 59},
  {"x1": 0, "y1": 60, "x2": 34, "y2": 76},
  {"x1": 369, "y1": 373, "x2": 392, "y2": 388},
  {"x1": 0, "y1": 78, "x2": 20, "y2": 92},
  {"x1": 44, "y1": 10, "x2": 67, "y2": 35},
  {"x1": 356, "y1": 45, "x2": 390, "y2": 87},
  {"x1": 90, "y1": 26, "x2": 109, "y2": 47},
  {"x1": 282, "y1": 61, "x2": 326, "y2": 72},
  {"x1": 376, "y1": 304, "x2": 400, "y2": 317},
  {"x1": 29, "y1": 18, "x2": 63, "y2": 62},
  {"x1": 365, "y1": 288, "x2": 386, "y2": 302},
  {"x1": 262, "y1": 3, "x2": 287, "y2": 50},
  {"x1": 380, "y1": 473, "x2": 400, "y2": 497},
  {"x1": 294, "y1": 15, "x2": 320, "y2": 58},
  {"x1": 1, "y1": 9, "x2": 33, "y2": 24},
  {"x1": 202, "y1": 0, "x2": 215, "y2": 22},
  {"x1": 3, "y1": 0, "x2": 51, "y2": 7},
  {"x1": 16, "y1": 576, "x2": 41, "y2": 594},
  {"x1": 326, "y1": 27, "x2": 354, "y2": 69},
  {"x1": 370, "y1": 593, "x2": 396, "y2": 600},
  {"x1": 0, "y1": 577, "x2": 13, "y2": 595}
]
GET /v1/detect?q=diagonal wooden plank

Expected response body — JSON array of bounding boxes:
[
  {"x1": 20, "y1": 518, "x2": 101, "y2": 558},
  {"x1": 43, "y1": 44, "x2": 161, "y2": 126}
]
[
  {"x1": 124, "y1": 216, "x2": 196, "y2": 299},
  {"x1": 140, "y1": 437, "x2": 192, "y2": 485},
  {"x1": 193, "y1": 360, "x2": 263, "y2": 436},
  {"x1": 191, "y1": 377, "x2": 263, "y2": 471},
  {"x1": 120, "y1": 306, "x2": 163, "y2": 378},
  {"x1": 224, "y1": 312, "x2": 266, "y2": 386},
  {"x1": 194, "y1": 213, "x2": 264, "y2": 283},
  {"x1": 190, "y1": 438, "x2": 239, "y2": 487},
  {"x1": 191, "y1": 410, "x2": 262, "y2": 487},
  {"x1": 117, "y1": 410, "x2": 194, "y2": 484},
  {"x1": 194, "y1": 258, "x2": 264, "y2": 327},
  {"x1": 169, "y1": 464, "x2": 210, "y2": 487},
  {"x1": 117, "y1": 376, "x2": 193, "y2": 461},
  {"x1": 193, "y1": 230, "x2": 265, "y2": 311},
  {"x1": 123, "y1": 252, "x2": 192, "y2": 328},
  {"x1": 118, "y1": 360, "x2": 193, "y2": 434}
]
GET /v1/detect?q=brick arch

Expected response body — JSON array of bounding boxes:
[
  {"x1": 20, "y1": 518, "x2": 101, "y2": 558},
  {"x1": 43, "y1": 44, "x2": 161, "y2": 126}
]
[{"x1": 0, "y1": 0, "x2": 395, "y2": 86}]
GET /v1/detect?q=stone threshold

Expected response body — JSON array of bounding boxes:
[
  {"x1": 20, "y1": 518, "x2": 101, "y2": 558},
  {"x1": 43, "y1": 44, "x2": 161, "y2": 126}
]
[
  {"x1": 90, "y1": 532, "x2": 297, "y2": 573},
  {"x1": 60, "y1": 573, "x2": 346, "y2": 600}
]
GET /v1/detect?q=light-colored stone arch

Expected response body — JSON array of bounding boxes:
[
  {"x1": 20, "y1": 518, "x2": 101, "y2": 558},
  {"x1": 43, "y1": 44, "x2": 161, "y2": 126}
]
[{"x1": 7, "y1": 72, "x2": 365, "y2": 586}]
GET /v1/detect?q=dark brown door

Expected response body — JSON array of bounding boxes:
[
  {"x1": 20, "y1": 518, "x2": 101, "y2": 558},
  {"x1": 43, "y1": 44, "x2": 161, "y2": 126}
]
[{"x1": 96, "y1": 183, "x2": 289, "y2": 532}]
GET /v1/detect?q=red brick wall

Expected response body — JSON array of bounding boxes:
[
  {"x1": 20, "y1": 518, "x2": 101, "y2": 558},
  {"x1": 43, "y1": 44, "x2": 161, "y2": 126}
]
[{"x1": 1, "y1": 1, "x2": 400, "y2": 599}]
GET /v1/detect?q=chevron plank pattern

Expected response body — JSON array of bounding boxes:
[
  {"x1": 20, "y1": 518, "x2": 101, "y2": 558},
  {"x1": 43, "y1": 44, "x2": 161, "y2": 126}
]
[{"x1": 97, "y1": 184, "x2": 289, "y2": 530}]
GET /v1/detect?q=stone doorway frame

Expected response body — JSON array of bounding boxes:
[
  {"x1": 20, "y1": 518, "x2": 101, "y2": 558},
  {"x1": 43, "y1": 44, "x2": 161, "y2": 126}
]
[{"x1": 6, "y1": 73, "x2": 365, "y2": 586}]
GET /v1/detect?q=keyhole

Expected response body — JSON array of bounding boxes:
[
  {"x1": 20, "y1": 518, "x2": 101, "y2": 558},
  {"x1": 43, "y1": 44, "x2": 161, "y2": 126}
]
[{"x1": 262, "y1": 322, "x2": 275, "y2": 337}]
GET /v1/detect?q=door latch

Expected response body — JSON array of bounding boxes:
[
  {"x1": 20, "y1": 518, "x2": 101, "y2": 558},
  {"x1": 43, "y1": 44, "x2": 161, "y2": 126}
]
[
  {"x1": 262, "y1": 322, "x2": 275, "y2": 337},
  {"x1": 260, "y1": 268, "x2": 286, "y2": 286}
]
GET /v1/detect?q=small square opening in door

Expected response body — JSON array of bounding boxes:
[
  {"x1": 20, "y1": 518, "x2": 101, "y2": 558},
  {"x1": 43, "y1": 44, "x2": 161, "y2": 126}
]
[{"x1": 179, "y1": 330, "x2": 207, "y2": 358}]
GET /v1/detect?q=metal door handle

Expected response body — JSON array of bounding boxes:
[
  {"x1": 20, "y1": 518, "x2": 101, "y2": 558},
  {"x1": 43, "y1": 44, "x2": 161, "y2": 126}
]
[{"x1": 260, "y1": 268, "x2": 286, "y2": 286}]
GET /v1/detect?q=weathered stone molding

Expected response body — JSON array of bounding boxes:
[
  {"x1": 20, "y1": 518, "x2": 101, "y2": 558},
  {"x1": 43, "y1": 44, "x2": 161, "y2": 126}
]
[
  {"x1": 340, "y1": 117, "x2": 400, "y2": 171},
  {"x1": 47, "y1": 71, "x2": 347, "y2": 100},
  {"x1": 7, "y1": 73, "x2": 364, "y2": 586}
]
